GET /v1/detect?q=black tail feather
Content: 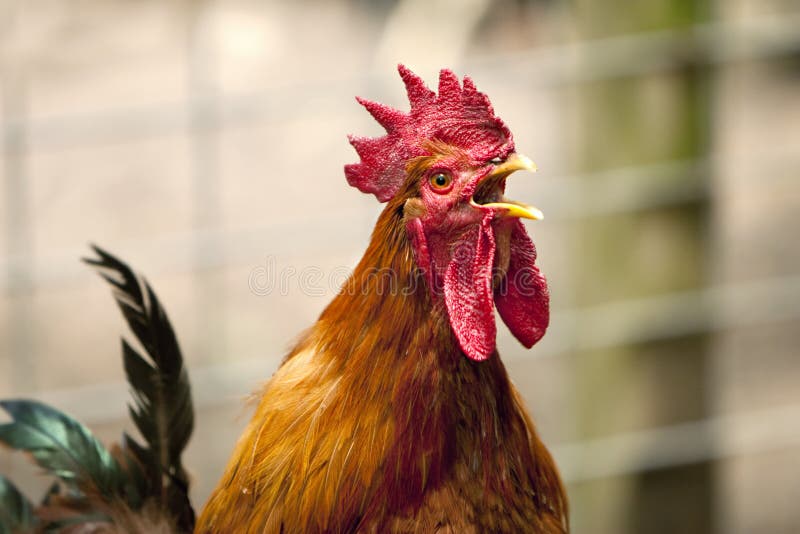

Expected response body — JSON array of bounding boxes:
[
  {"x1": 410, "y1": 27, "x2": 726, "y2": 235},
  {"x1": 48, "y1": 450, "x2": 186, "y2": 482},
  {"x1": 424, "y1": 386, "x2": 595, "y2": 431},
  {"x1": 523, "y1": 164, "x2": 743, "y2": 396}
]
[
  {"x1": 0, "y1": 245, "x2": 196, "y2": 533},
  {"x1": 84, "y1": 245, "x2": 195, "y2": 531}
]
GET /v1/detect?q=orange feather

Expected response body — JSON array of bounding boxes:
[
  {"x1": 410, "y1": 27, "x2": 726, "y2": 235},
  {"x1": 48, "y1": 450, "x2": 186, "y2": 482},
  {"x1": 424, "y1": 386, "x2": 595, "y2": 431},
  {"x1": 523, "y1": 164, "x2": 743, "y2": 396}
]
[{"x1": 196, "y1": 150, "x2": 568, "y2": 533}]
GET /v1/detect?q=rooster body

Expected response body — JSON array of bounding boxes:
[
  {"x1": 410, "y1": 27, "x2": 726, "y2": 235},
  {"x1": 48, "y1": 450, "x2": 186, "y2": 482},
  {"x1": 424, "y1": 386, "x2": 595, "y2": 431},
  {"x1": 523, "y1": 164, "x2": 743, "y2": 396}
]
[{"x1": 198, "y1": 199, "x2": 566, "y2": 533}]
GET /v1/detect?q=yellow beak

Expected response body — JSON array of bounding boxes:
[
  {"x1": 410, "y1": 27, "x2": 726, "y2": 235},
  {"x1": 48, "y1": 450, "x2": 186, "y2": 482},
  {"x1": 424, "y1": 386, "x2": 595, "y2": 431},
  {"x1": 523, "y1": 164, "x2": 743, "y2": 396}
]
[
  {"x1": 470, "y1": 153, "x2": 544, "y2": 220},
  {"x1": 492, "y1": 153, "x2": 538, "y2": 175}
]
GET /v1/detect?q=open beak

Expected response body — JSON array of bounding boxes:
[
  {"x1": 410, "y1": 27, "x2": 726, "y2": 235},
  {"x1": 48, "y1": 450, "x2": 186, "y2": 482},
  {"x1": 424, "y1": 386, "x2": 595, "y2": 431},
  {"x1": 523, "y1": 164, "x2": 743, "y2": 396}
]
[{"x1": 470, "y1": 153, "x2": 544, "y2": 220}]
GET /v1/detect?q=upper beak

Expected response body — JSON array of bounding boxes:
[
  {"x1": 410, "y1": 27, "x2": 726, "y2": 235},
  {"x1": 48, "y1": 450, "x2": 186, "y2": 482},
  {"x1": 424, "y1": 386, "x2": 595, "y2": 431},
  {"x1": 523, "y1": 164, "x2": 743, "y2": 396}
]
[
  {"x1": 492, "y1": 153, "x2": 538, "y2": 175},
  {"x1": 470, "y1": 153, "x2": 544, "y2": 220}
]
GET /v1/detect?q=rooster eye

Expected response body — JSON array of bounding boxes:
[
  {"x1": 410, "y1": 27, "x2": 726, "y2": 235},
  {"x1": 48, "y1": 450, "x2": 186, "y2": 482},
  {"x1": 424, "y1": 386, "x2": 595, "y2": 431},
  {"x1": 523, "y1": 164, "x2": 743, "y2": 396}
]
[
  {"x1": 489, "y1": 157, "x2": 504, "y2": 165},
  {"x1": 429, "y1": 171, "x2": 453, "y2": 192}
]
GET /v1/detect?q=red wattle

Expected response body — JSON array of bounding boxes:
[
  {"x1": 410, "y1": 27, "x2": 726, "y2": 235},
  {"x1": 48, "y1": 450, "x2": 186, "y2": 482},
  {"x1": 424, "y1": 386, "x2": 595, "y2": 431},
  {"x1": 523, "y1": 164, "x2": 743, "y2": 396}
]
[
  {"x1": 444, "y1": 217, "x2": 497, "y2": 361},
  {"x1": 494, "y1": 221, "x2": 549, "y2": 348}
]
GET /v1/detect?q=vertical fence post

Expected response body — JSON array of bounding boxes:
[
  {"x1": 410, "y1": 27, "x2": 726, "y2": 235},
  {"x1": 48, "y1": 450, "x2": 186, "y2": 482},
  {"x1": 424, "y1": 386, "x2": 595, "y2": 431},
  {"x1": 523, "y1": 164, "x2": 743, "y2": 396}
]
[
  {"x1": 185, "y1": 0, "x2": 224, "y2": 364},
  {"x1": 570, "y1": 1, "x2": 714, "y2": 533},
  {"x1": 1, "y1": 3, "x2": 36, "y2": 394}
]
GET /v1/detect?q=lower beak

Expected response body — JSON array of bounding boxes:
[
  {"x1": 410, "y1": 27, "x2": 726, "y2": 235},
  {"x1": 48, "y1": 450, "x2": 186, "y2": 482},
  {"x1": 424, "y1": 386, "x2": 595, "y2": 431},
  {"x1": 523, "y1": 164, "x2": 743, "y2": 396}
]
[{"x1": 470, "y1": 153, "x2": 544, "y2": 220}]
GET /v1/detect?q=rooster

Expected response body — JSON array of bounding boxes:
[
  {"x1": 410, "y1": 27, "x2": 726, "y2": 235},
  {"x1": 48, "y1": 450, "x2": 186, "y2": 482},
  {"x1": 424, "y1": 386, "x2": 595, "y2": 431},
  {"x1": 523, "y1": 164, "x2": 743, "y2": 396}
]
[
  {"x1": 197, "y1": 65, "x2": 566, "y2": 533},
  {"x1": 0, "y1": 65, "x2": 567, "y2": 534}
]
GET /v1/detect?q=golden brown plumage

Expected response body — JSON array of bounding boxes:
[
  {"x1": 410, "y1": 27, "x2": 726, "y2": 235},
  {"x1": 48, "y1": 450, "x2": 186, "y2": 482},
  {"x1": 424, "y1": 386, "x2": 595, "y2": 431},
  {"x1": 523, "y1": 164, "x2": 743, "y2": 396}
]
[{"x1": 196, "y1": 144, "x2": 568, "y2": 532}]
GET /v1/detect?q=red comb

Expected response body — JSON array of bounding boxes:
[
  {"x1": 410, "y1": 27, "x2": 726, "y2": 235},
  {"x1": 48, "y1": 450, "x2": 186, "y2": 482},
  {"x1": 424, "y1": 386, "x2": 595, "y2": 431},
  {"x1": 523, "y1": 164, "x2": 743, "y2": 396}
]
[{"x1": 345, "y1": 65, "x2": 514, "y2": 202}]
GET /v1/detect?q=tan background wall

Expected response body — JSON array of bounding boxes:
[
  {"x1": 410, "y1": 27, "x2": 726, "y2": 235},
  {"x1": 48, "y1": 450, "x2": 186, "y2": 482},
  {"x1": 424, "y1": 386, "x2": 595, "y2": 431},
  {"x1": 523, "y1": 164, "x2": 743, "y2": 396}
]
[{"x1": 1, "y1": 1, "x2": 799, "y2": 532}]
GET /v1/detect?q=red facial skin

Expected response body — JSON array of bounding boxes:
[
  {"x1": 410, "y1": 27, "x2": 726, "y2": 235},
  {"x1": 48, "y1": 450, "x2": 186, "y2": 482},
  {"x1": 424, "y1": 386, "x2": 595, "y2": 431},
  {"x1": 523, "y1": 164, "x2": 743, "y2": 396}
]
[{"x1": 402, "y1": 144, "x2": 548, "y2": 361}]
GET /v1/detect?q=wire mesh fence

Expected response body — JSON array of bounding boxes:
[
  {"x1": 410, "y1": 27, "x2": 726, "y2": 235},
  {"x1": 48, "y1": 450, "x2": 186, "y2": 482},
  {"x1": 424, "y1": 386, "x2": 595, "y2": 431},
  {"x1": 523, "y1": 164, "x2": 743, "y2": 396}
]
[{"x1": 1, "y1": 1, "x2": 799, "y2": 533}]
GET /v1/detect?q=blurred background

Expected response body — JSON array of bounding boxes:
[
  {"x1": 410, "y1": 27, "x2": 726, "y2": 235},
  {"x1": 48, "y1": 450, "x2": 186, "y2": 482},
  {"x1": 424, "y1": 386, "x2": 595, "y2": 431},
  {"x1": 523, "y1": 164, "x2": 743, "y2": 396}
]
[{"x1": 1, "y1": 0, "x2": 799, "y2": 532}]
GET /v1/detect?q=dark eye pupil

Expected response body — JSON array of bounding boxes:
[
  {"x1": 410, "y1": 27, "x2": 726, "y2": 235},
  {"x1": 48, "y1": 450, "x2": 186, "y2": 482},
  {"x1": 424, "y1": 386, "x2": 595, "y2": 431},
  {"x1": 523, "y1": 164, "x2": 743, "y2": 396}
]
[{"x1": 435, "y1": 174, "x2": 447, "y2": 186}]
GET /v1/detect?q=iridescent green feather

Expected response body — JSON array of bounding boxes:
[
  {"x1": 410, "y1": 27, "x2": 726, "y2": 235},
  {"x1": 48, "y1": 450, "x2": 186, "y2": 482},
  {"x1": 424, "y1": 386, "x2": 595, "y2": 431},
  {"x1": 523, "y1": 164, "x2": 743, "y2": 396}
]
[
  {"x1": 0, "y1": 475, "x2": 37, "y2": 534},
  {"x1": 0, "y1": 400, "x2": 125, "y2": 498}
]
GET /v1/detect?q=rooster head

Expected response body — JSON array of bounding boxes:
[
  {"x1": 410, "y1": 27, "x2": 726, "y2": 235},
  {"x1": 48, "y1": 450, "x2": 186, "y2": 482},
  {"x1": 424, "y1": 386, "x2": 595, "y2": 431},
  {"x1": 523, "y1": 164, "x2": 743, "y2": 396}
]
[{"x1": 346, "y1": 65, "x2": 548, "y2": 361}]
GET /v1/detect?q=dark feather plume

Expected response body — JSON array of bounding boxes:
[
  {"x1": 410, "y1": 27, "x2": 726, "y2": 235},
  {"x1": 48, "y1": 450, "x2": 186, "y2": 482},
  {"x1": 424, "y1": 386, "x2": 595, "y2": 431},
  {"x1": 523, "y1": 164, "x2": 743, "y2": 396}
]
[
  {"x1": 0, "y1": 475, "x2": 37, "y2": 534},
  {"x1": 83, "y1": 245, "x2": 195, "y2": 531}
]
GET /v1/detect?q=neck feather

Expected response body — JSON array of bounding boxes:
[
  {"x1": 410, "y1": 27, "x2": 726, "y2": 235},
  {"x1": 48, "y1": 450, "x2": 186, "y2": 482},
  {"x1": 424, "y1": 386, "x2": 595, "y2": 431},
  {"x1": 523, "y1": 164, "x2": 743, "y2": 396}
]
[
  {"x1": 311, "y1": 199, "x2": 555, "y2": 520},
  {"x1": 197, "y1": 198, "x2": 567, "y2": 533}
]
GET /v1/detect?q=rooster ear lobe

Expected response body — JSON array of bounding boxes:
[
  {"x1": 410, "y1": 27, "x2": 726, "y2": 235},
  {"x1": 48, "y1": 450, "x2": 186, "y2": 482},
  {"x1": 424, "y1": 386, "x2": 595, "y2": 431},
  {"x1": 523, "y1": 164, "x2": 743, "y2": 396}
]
[{"x1": 406, "y1": 216, "x2": 433, "y2": 290}]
